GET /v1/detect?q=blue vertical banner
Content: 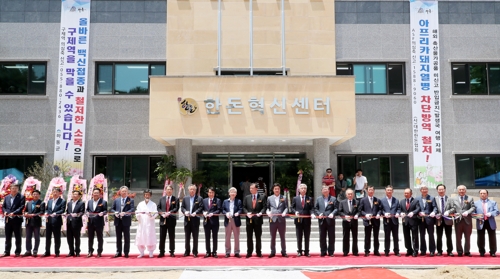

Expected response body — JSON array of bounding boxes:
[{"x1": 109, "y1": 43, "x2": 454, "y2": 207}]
[
  {"x1": 53, "y1": 0, "x2": 91, "y2": 176},
  {"x1": 410, "y1": 0, "x2": 443, "y2": 189}
]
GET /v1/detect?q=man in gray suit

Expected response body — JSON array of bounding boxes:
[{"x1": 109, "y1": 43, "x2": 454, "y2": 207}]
[
  {"x1": 380, "y1": 185, "x2": 401, "y2": 257},
  {"x1": 266, "y1": 183, "x2": 288, "y2": 258},
  {"x1": 313, "y1": 185, "x2": 337, "y2": 257},
  {"x1": 431, "y1": 184, "x2": 454, "y2": 256},
  {"x1": 474, "y1": 189, "x2": 498, "y2": 257},
  {"x1": 444, "y1": 185, "x2": 476, "y2": 257}
]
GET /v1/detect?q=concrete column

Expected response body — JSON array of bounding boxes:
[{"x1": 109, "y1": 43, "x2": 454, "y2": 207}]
[
  {"x1": 313, "y1": 138, "x2": 330, "y2": 199},
  {"x1": 175, "y1": 139, "x2": 193, "y2": 188}
]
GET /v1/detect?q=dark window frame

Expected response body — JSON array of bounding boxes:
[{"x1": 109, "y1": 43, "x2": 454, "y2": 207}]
[
  {"x1": 455, "y1": 154, "x2": 500, "y2": 188},
  {"x1": 0, "y1": 62, "x2": 47, "y2": 95},
  {"x1": 0, "y1": 156, "x2": 44, "y2": 180},
  {"x1": 94, "y1": 62, "x2": 166, "y2": 95},
  {"x1": 336, "y1": 62, "x2": 406, "y2": 95},
  {"x1": 452, "y1": 62, "x2": 500, "y2": 95}
]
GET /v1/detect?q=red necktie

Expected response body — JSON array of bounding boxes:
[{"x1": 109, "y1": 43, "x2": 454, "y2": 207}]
[
  {"x1": 209, "y1": 199, "x2": 212, "y2": 209},
  {"x1": 166, "y1": 197, "x2": 170, "y2": 212},
  {"x1": 252, "y1": 195, "x2": 256, "y2": 209},
  {"x1": 406, "y1": 199, "x2": 410, "y2": 210},
  {"x1": 483, "y1": 201, "x2": 488, "y2": 221},
  {"x1": 301, "y1": 196, "x2": 305, "y2": 208}
]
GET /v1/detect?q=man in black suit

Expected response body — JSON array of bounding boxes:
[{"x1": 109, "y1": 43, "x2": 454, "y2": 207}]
[
  {"x1": 380, "y1": 185, "x2": 401, "y2": 257},
  {"x1": 24, "y1": 189, "x2": 44, "y2": 257},
  {"x1": 313, "y1": 185, "x2": 337, "y2": 257},
  {"x1": 2, "y1": 183, "x2": 25, "y2": 257},
  {"x1": 111, "y1": 186, "x2": 135, "y2": 258},
  {"x1": 359, "y1": 185, "x2": 382, "y2": 256},
  {"x1": 242, "y1": 183, "x2": 266, "y2": 258},
  {"x1": 65, "y1": 190, "x2": 85, "y2": 257},
  {"x1": 416, "y1": 185, "x2": 436, "y2": 256},
  {"x1": 158, "y1": 185, "x2": 179, "y2": 258},
  {"x1": 202, "y1": 187, "x2": 221, "y2": 258},
  {"x1": 266, "y1": 183, "x2": 288, "y2": 258},
  {"x1": 400, "y1": 188, "x2": 421, "y2": 257},
  {"x1": 432, "y1": 184, "x2": 454, "y2": 256},
  {"x1": 43, "y1": 186, "x2": 66, "y2": 257},
  {"x1": 181, "y1": 184, "x2": 204, "y2": 258},
  {"x1": 86, "y1": 188, "x2": 108, "y2": 258},
  {"x1": 338, "y1": 189, "x2": 360, "y2": 256},
  {"x1": 290, "y1": 183, "x2": 314, "y2": 257}
]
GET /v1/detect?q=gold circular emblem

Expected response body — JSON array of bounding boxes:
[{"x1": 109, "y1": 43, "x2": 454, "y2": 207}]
[{"x1": 179, "y1": 98, "x2": 198, "y2": 115}]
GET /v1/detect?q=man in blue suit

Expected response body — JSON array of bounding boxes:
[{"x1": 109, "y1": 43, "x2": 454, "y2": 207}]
[
  {"x1": 266, "y1": 183, "x2": 288, "y2": 258},
  {"x1": 222, "y1": 187, "x2": 242, "y2": 258},
  {"x1": 86, "y1": 188, "x2": 108, "y2": 258},
  {"x1": 111, "y1": 186, "x2": 135, "y2": 258},
  {"x1": 313, "y1": 185, "x2": 337, "y2": 257},
  {"x1": 431, "y1": 184, "x2": 454, "y2": 256},
  {"x1": 290, "y1": 184, "x2": 314, "y2": 257},
  {"x1": 65, "y1": 190, "x2": 85, "y2": 257},
  {"x1": 2, "y1": 183, "x2": 25, "y2": 257},
  {"x1": 24, "y1": 189, "x2": 44, "y2": 257},
  {"x1": 359, "y1": 185, "x2": 382, "y2": 256},
  {"x1": 474, "y1": 189, "x2": 498, "y2": 257},
  {"x1": 203, "y1": 187, "x2": 222, "y2": 258},
  {"x1": 416, "y1": 185, "x2": 436, "y2": 257},
  {"x1": 380, "y1": 185, "x2": 401, "y2": 257},
  {"x1": 181, "y1": 184, "x2": 204, "y2": 258},
  {"x1": 43, "y1": 187, "x2": 66, "y2": 257}
]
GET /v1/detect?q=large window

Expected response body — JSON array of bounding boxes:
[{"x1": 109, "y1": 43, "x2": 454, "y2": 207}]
[
  {"x1": 452, "y1": 63, "x2": 500, "y2": 95},
  {"x1": 0, "y1": 156, "x2": 44, "y2": 183},
  {"x1": 93, "y1": 156, "x2": 162, "y2": 189},
  {"x1": 456, "y1": 155, "x2": 500, "y2": 187},
  {"x1": 336, "y1": 63, "x2": 405, "y2": 95},
  {"x1": 0, "y1": 63, "x2": 47, "y2": 95},
  {"x1": 95, "y1": 62, "x2": 166, "y2": 95},
  {"x1": 337, "y1": 155, "x2": 409, "y2": 188}
]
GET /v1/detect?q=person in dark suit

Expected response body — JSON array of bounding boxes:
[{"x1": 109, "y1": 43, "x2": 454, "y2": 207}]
[
  {"x1": 359, "y1": 185, "x2": 382, "y2": 256},
  {"x1": 158, "y1": 185, "x2": 179, "y2": 258},
  {"x1": 42, "y1": 186, "x2": 66, "y2": 257},
  {"x1": 474, "y1": 189, "x2": 498, "y2": 257},
  {"x1": 290, "y1": 183, "x2": 314, "y2": 257},
  {"x1": 335, "y1": 173, "x2": 348, "y2": 201},
  {"x1": 181, "y1": 184, "x2": 204, "y2": 258},
  {"x1": 24, "y1": 189, "x2": 45, "y2": 257},
  {"x1": 202, "y1": 187, "x2": 221, "y2": 258},
  {"x1": 266, "y1": 183, "x2": 288, "y2": 258},
  {"x1": 432, "y1": 184, "x2": 454, "y2": 256},
  {"x1": 65, "y1": 190, "x2": 85, "y2": 257},
  {"x1": 222, "y1": 187, "x2": 242, "y2": 258},
  {"x1": 313, "y1": 185, "x2": 337, "y2": 257},
  {"x1": 338, "y1": 189, "x2": 360, "y2": 256},
  {"x1": 86, "y1": 188, "x2": 108, "y2": 258},
  {"x1": 242, "y1": 183, "x2": 266, "y2": 258},
  {"x1": 444, "y1": 185, "x2": 475, "y2": 257},
  {"x1": 111, "y1": 186, "x2": 135, "y2": 258},
  {"x1": 2, "y1": 182, "x2": 25, "y2": 257},
  {"x1": 380, "y1": 185, "x2": 401, "y2": 257},
  {"x1": 416, "y1": 185, "x2": 436, "y2": 256},
  {"x1": 400, "y1": 188, "x2": 421, "y2": 257}
]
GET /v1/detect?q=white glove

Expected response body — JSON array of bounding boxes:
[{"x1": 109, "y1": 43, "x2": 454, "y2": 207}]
[
  {"x1": 295, "y1": 212, "x2": 299, "y2": 216},
  {"x1": 190, "y1": 213, "x2": 196, "y2": 217},
  {"x1": 115, "y1": 213, "x2": 119, "y2": 218},
  {"x1": 162, "y1": 213, "x2": 167, "y2": 218},
  {"x1": 165, "y1": 212, "x2": 171, "y2": 217},
  {"x1": 486, "y1": 212, "x2": 492, "y2": 217},
  {"x1": 51, "y1": 213, "x2": 57, "y2": 217},
  {"x1": 319, "y1": 213, "x2": 324, "y2": 217},
  {"x1": 408, "y1": 212, "x2": 414, "y2": 218},
  {"x1": 235, "y1": 212, "x2": 239, "y2": 217},
  {"x1": 149, "y1": 215, "x2": 155, "y2": 220},
  {"x1": 429, "y1": 212, "x2": 435, "y2": 218},
  {"x1": 71, "y1": 213, "x2": 77, "y2": 218},
  {"x1": 247, "y1": 213, "x2": 253, "y2": 218},
  {"x1": 98, "y1": 212, "x2": 104, "y2": 217},
  {"x1": 226, "y1": 213, "x2": 231, "y2": 219},
  {"x1": 462, "y1": 212, "x2": 468, "y2": 217},
  {"x1": 328, "y1": 213, "x2": 334, "y2": 219},
  {"x1": 257, "y1": 213, "x2": 262, "y2": 217},
  {"x1": 281, "y1": 212, "x2": 286, "y2": 217},
  {"x1": 400, "y1": 213, "x2": 406, "y2": 218},
  {"x1": 395, "y1": 213, "x2": 400, "y2": 218},
  {"x1": 120, "y1": 212, "x2": 126, "y2": 217},
  {"x1": 354, "y1": 215, "x2": 358, "y2": 220},
  {"x1": 384, "y1": 213, "x2": 390, "y2": 218},
  {"x1": 375, "y1": 214, "x2": 380, "y2": 219},
  {"x1": 203, "y1": 212, "x2": 207, "y2": 217},
  {"x1": 436, "y1": 215, "x2": 441, "y2": 219},
  {"x1": 419, "y1": 212, "x2": 425, "y2": 216},
  {"x1": 443, "y1": 211, "x2": 449, "y2": 217},
  {"x1": 366, "y1": 214, "x2": 372, "y2": 220},
  {"x1": 311, "y1": 214, "x2": 316, "y2": 219}
]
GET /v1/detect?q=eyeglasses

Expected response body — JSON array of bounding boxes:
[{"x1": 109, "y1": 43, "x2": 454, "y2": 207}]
[{"x1": 326, "y1": 171, "x2": 332, "y2": 173}]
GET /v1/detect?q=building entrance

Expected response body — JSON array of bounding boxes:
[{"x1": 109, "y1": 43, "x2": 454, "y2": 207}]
[{"x1": 231, "y1": 161, "x2": 271, "y2": 200}]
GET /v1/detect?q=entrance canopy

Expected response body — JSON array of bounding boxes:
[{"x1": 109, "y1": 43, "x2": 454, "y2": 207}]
[{"x1": 149, "y1": 76, "x2": 355, "y2": 146}]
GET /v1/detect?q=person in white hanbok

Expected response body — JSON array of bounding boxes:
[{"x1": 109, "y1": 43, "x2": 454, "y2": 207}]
[{"x1": 135, "y1": 189, "x2": 158, "y2": 258}]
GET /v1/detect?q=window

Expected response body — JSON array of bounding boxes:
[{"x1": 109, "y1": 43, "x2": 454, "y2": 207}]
[
  {"x1": 452, "y1": 63, "x2": 500, "y2": 95},
  {"x1": 337, "y1": 155, "x2": 409, "y2": 188},
  {"x1": 95, "y1": 63, "x2": 166, "y2": 95},
  {"x1": 456, "y1": 155, "x2": 500, "y2": 187},
  {"x1": 0, "y1": 63, "x2": 47, "y2": 95},
  {"x1": 336, "y1": 63, "x2": 405, "y2": 95},
  {"x1": 93, "y1": 156, "x2": 163, "y2": 189},
  {"x1": 217, "y1": 69, "x2": 287, "y2": 76},
  {"x1": 0, "y1": 156, "x2": 44, "y2": 183}
]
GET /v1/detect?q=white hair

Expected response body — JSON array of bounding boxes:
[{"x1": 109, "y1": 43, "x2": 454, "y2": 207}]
[{"x1": 228, "y1": 187, "x2": 237, "y2": 193}]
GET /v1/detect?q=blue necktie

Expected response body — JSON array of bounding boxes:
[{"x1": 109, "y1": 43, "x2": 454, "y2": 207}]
[
  {"x1": 441, "y1": 197, "x2": 444, "y2": 212},
  {"x1": 32, "y1": 202, "x2": 35, "y2": 212}
]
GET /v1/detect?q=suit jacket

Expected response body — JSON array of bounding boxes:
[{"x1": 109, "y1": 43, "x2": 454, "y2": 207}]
[
  {"x1": 474, "y1": 199, "x2": 498, "y2": 230},
  {"x1": 444, "y1": 195, "x2": 476, "y2": 225},
  {"x1": 290, "y1": 195, "x2": 314, "y2": 225},
  {"x1": 242, "y1": 193, "x2": 267, "y2": 225},
  {"x1": 416, "y1": 195, "x2": 435, "y2": 225},
  {"x1": 158, "y1": 195, "x2": 179, "y2": 226},
  {"x1": 222, "y1": 198, "x2": 242, "y2": 227},
  {"x1": 266, "y1": 195, "x2": 288, "y2": 223},
  {"x1": 86, "y1": 198, "x2": 108, "y2": 228},
  {"x1": 3, "y1": 193, "x2": 26, "y2": 225},
  {"x1": 399, "y1": 197, "x2": 420, "y2": 227},
  {"x1": 359, "y1": 196, "x2": 382, "y2": 227},
  {"x1": 111, "y1": 197, "x2": 135, "y2": 227},
  {"x1": 380, "y1": 196, "x2": 400, "y2": 225},
  {"x1": 203, "y1": 197, "x2": 221, "y2": 227},
  {"x1": 335, "y1": 179, "x2": 348, "y2": 197},
  {"x1": 46, "y1": 197, "x2": 67, "y2": 226},
  {"x1": 65, "y1": 199, "x2": 85, "y2": 229},
  {"x1": 25, "y1": 199, "x2": 45, "y2": 227},
  {"x1": 432, "y1": 195, "x2": 453, "y2": 226},
  {"x1": 338, "y1": 198, "x2": 360, "y2": 222},
  {"x1": 181, "y1": 195, "x2": 204, "y2": 226},
  {"x1": 314, "y1": 195, "x2": 337, "y2": 226}
]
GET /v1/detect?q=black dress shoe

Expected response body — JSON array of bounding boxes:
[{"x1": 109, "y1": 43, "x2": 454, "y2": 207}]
[
  {"x1": 420, "y1": 252, "x2": 426, "y2": 256},
  {"x1": 124, "y1": 254, "x2": 129, "y2": 258},
  {"x1": 268, "y1": 253, "x2": 275, "y2": 258},
  {"x1": 55, "y1": 253, "x2": 60, "y2": 258},
  {"x1": 75, "y1": 253, "x2": 80, "y2": 257},
  {"x1": 490, "y1": 253, "x2": 497, "y2": 257},
  {"x1": 343, "y1": 253, "x2": 348, "y2": 257},
  {"x1": 225, "y1": 253, "x2": 230, "y2": 258},
  {"x1": 464, "y1": 252, "x2": 471, "y2": 257},
  {"x1": 97, "y1": 253, "x2": 102, "y2": 258},
  {"x1": 281, "y1": 253, "x2": 288, "y2": 258},
  {"x1": 14, "y1": 253, "x2": 20, "y2": 257},
  {"x1": 296, "y1": 252, "x2": 302, "y2": 257},
  {"x1": 212, "y1": 253, "x2": 218, "y2": 258},
  {"x1": 33, "y1": 252, "x2": 38, "y2": 257},
  {"x1": 246, "y1": 254, "x2": 251, "y2": 258},
  {"x1": 114, "y1": 253, "x2": 122, "y2": 258},
  {"x1": 429, "y1": 252, "x2": 435, "y2": 257},
  {"x1": 42, "y1": 253, "x2": 50, "y2": 257},
  {"x1": 353, "y1": 253, "x2": 359, "y2": 256},
  {"x1": 447, "y1": 252, "x2": 454, "y2": 257},
  {"x1": 235, "y1": 253, "x2": 241, "y2": 258},
  {"x1": 67, "y1": 253, "x2": 75, "y2": 257},
  {"x1": 87, "y1": 253, "x2": 93, "y2": 258},
  {"x1": 183, "y1": 252, "x2": 190, "y2": 257},
  {"x1": 329, "y1": 253, "x2": 334, "y2": 257},
  {"x1": 23, "y1": 252, "x2": 32, "y2": 257},
  {"x1": 412, "y1": 252, "x2": 417, "y2": 257},
  {"x1": 405, "y1": 253, "x2": 411, "y2": 257},
  {"x1": 395, "y1": 253, "x2": 401, "y2": 257},
  {"x1": 385, "y1": 252, "x2": 389, "y2": 257},
  {"x1": 320, "y1": 253, "x2": 326, "y2": 257},
  {"x1": 437, "y1": 252, "x2": 442, "y2": 256},
  {"x1": 364, "y1": 252, "x2": 369, "y2": 257},
  {"x1": 457, "y1": 253, "x2": 463, "y2": 257},
  {"x1": 204, "y1": 253, "x2": 211, "y2": 258},
  {"x1": 256, "y1": 253, "x2": 263, "y2": 258},
  {"x1": 193, "y1": 254, "x2": 198, "y2": 258},
  {"x1": 305, "y1": 253, "x2": 311, "y2": 257},
  {"x1": 374, "y1": 252, "x2": 381, "y2": 256},
  {"x1": 480, "y1": 253, "x2": 485, "y2": 257},
  {"x1": 1, "y1": 253, "x2": 10, "y2": 257}
]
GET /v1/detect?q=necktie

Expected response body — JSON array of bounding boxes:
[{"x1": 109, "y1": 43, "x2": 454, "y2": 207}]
[
  {"x1": 370, "y1": 197, "x2": 373, "y2": 209},
  {"x1": 209, "y1": 199, "x2": 212, "y2": 209},
  {"x1": 32, "y1": 202, "x2": 35, "y2": 212},
  {"x1": 349, "y1": 200, "x2": 352, "y2": 212},
  {"x1": 483, "y1": 200, "x2": 488, "y2": 221},
  {"x1": 52, "y1": 198, "x2": 56, "y2": 211},
  {"x1": 461, "y1": 196, "x2": 464, "y2": 207},
  {"x1": 423, "y1": 197, "x2": 426, "y2": 209},
  {"x1": 252, "y1": 195, "x2": 256, "y2": 209},
  {"x1": 441, "y1": 197, "x2": 444, "y2": 213},
  {"x1": 166, "y1": 197, "x2": 170, "y2": 212},
  {"x1": 301, "y1": 196, "x2": 305, "y2": 208},
  {"x1": 406, "y1": 199, "x2": 410, "y2": 210},
  {"x1": 121, "y1": 198, "x2": 125, "y2": 211}
]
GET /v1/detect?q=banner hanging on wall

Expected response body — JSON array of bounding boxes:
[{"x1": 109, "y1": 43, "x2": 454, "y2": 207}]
[
  {"x1": 53, "y1": 0, "x2": 91, "y2": 176},
  {"x1": 410, "y1": 0, "x2": 443, "y2": 189}
]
